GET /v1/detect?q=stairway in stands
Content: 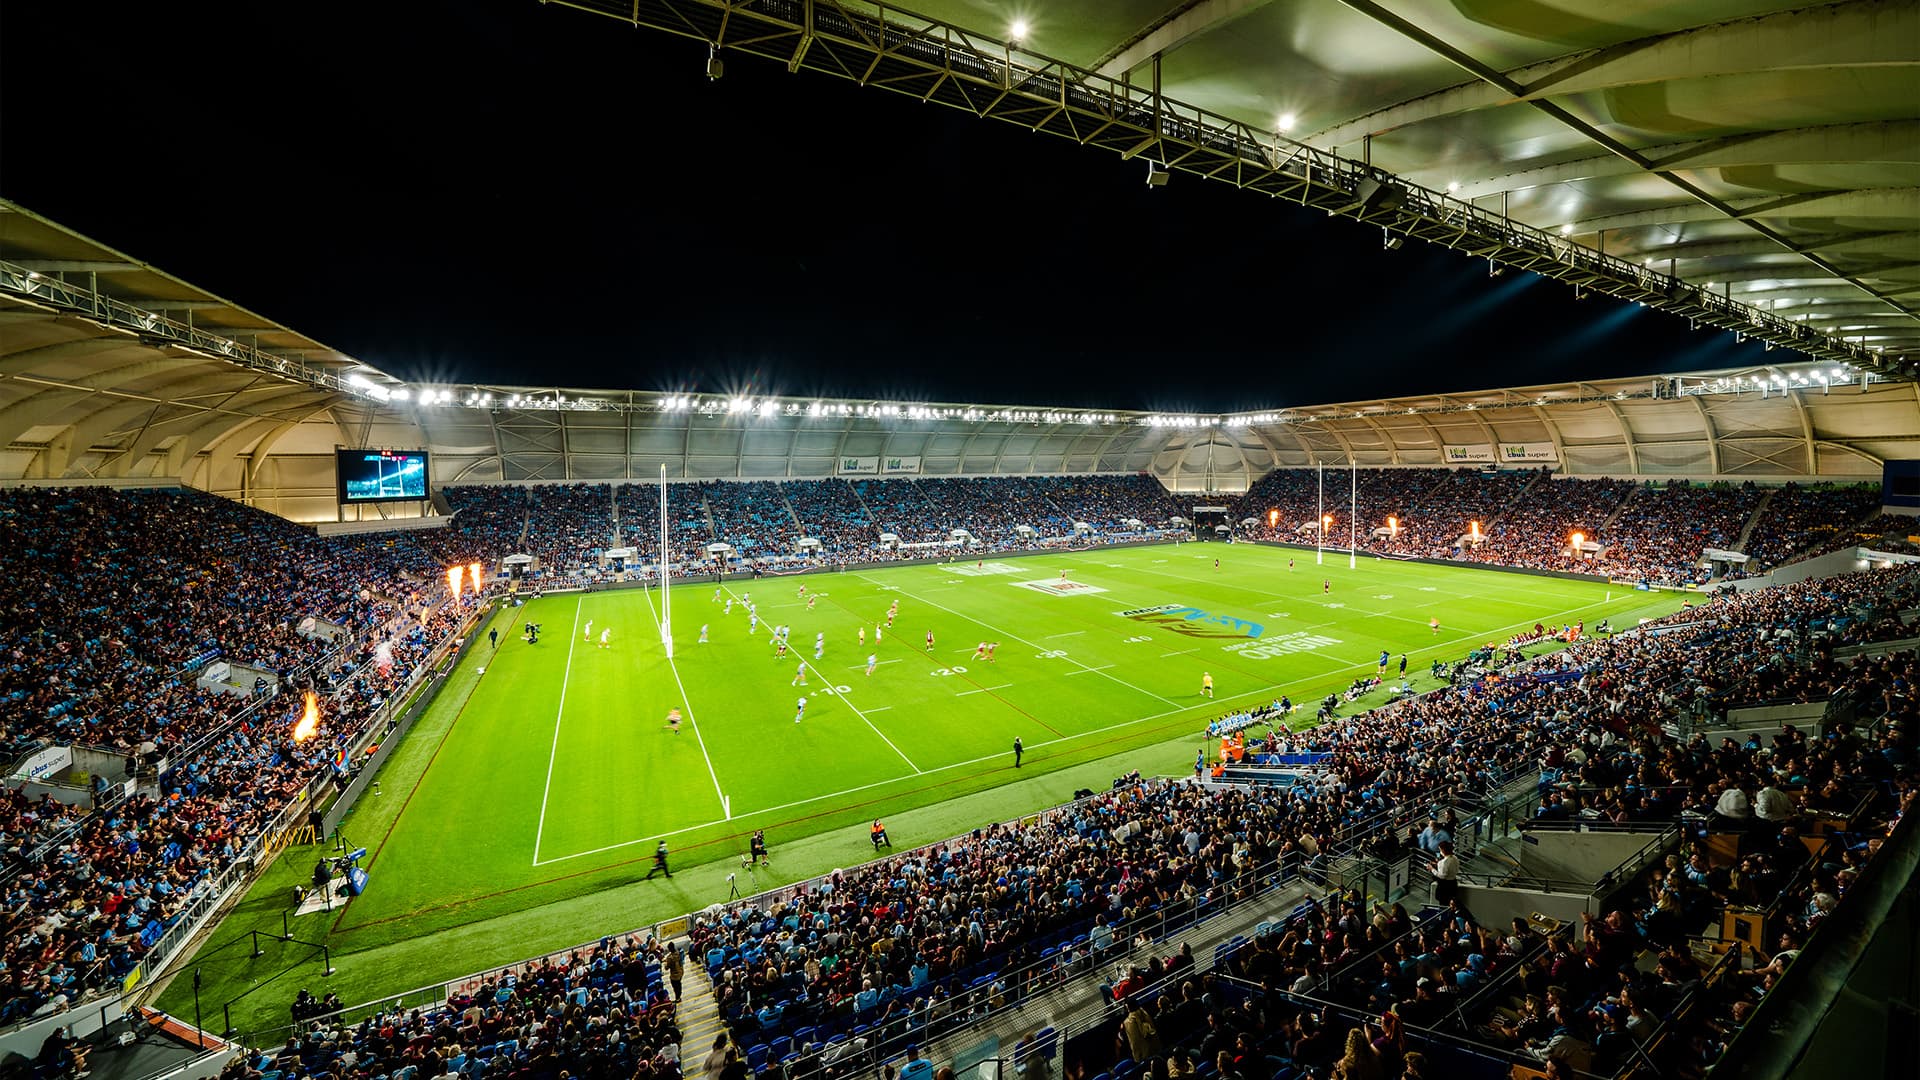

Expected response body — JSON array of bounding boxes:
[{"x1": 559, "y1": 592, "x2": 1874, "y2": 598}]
[
  {"x1": 1732, "y1": 488, "x2": 1776, "y2": 553},
  {"x1": 678, "y1": 960, "x2": 728, "y2": 1080}
]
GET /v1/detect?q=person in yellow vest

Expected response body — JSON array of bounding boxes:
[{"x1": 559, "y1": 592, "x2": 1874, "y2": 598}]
[{"x1": 1201, "y1": 672, "x2": 1214, "y2": 698}]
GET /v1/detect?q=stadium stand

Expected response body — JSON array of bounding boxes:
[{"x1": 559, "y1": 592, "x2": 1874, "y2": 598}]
[
  {"x1": 4, "y1": 474, "x2": 1916, "y2": 1077},
  {"x1": 648, "y1": 563, "x2": 1919, "y2": 1080}
]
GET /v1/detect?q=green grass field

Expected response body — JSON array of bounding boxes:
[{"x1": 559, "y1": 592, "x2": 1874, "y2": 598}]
[{"x1": 157, "y1": 543, "x2": 1684, "y2": 1033}]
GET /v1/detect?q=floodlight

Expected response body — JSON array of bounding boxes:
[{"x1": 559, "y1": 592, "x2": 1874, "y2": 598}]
[
  {"x1": 706, "y1": 45, "x2": 724, "y2": 81},
  {"x1": 1560, "y1": 224, "x2": 1574, "y2": 236},
  {"x1": 1276, "y1": 112, "x2": 1296, "y2": 132},
  {"x1": 391, "y1": 388, "x2": 412, "y2": 401},
  {"x1": 1446, "y1": 181, "x2": 1459, "y2": 193},
  {"x1": 1009, "y1": 18, "x2": 1029, "y2": 40},
  {"x1": 1145, "y1": 163, "x2": 1169, "y2": 187}
]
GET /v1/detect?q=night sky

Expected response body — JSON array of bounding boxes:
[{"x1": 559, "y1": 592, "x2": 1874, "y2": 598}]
[{"x1": 1, "y1": 1, "x2": 1775, "y2": 412}]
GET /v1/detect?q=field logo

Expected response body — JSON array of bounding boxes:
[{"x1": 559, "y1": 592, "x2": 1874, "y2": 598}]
[
  {"x1": 1015, "y1": 579, "x2": 1110, "y2": 596},
  {"x1": 952, "y1": 561, "x2": 1021, "y2": 577},
  {"x1": 1114, "y1": 603, "x2": 1264, "y2": 640},
  {"x1": 1224, "y1": 631, "x2": 1341, "y2": 660}
]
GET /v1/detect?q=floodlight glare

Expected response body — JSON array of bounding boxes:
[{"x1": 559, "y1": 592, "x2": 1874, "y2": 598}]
[
  {"x1": 1276, "y1": 112, "x2": 1296, "y2": 131},
  {"x1": 1446, "y1": 181, "x2": 1459, "y2": 193},
  {"x1": 1009, "y1": 17, "x2": 1029, "y2": 40}
]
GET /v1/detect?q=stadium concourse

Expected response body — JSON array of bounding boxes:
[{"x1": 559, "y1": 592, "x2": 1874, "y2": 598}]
[{"x1": 0, "y1": 469, "x2": 1916, "y2": 1079}]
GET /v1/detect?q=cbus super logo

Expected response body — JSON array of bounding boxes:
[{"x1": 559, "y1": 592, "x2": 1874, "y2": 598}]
[{"x1": 1115, "y1": 604, "x2": 1264, "y2": 640}]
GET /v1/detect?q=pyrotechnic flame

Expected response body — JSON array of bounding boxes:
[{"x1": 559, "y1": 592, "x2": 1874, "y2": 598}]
[
  {"x1": 293, "y1": 691, "x2": 320, "y2": 742},
  {"x1": 446, "y1": 565, "x2": 463, "y2": 599},
  {"x1": 468, "y1": 562, "x2": 484, "y2": 592}
]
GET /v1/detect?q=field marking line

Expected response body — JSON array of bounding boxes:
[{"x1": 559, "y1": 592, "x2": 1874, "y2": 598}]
[
  {"x1": 1064, "y1": 665, "x2": 1115, "y2": 676},
  {"x1": 858, "y1": 574, "x2": 1181, "y2": 708},
  {"x1": 637, "y1": 579, "x2": 731, "y2": 821},
  {"x1": 867, "y1": 706, "x2": 894, "y2": 713},
  {"x1": 530, "y1": 597, "x2": 584, "y2": 865},
  {"x1": 1160, "y1": 648, "x2": 1201, "y2": 657},
  {"x1": 725, "y1": 585, "x2": 922, "y2": 775},
  {"x1": 956, "y1": 684, "x2": 1013, "y2": 696},
  {"x1": 846, "y1": 658, "x2": 903, "y2": 669},
  {"x1": 1044, "y1": 630, "x2": 1086, "y2": 639}
]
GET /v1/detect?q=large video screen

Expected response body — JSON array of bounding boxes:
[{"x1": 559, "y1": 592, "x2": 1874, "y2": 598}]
[{"x1": 337, "y1": 449, "x2": 430, "y2": 503}]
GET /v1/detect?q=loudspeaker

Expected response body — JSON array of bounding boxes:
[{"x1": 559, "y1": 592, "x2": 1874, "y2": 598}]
[{"x1": 1354, "y1": 179, "x2": 1404, "y2": 213}]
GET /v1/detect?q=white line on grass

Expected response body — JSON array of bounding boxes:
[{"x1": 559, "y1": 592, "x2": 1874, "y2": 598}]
[
  {"x1": 1044, "y1": 630, "x2": 1086, "y2": 639},
  {"x1": 956, "y1": 684, "x2": 1013, "y2": 696},
  {"x1": 1064, "y1": 665, "x2": 1115, "y2": 675},
  {"x1": 530, "y1": 597, "x2": 583, "y2": 865},
  {"x1": 1160, "y1": 648, "x2": 1200, "y2": 657},
  {"x1": 636, "y1": 579, "x2": 731, "y2": 822},
  {"x1": 846, "y1": 658, "x2": 903, "y2": 669},
  {"x1": 859, "y1": 575, "x2": 1180, "y2": 707}
]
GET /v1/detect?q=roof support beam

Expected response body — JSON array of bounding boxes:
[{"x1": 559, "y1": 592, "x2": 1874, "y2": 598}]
[
  {"x1": 1573, "y1": 191, "x2": 1920, "y2": 234},
  {"x1": 1326, "y1": 0, "x2": 1920, "y2": 326},
  {"x1": 1306, "y1": 0, "x2": 1917, "y2": 151},
  {"x1": 1091, "y1": 0, "x2": 1275, "y2": 78},
  {"x1": 1426, "y1": 121, "x2": 1920, "y2": 199}
]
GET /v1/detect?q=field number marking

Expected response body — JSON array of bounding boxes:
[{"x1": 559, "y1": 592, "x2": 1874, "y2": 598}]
[
  {"x1": 1123, "y1": 635, "x2": 1152, "y2": 643},
  {"x1": 1035, "y1": 649, "x2": 1069, "y2": 659},
  {"x1": 930, "y1": 666, "x2": 969, "y2": 677}
]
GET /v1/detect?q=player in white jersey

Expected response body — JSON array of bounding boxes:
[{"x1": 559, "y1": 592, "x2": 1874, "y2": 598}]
[
  {"x1": 875, "y1": 624, "x2": 883, "y2": 644},
  {"x1": 713, "y1": 587, "x2": 721, "y2": 603},
  {"x1": 725, "y1": 598, "x2": 734, "y2": 615},
  {"x1": 972, "y1": 641, "x2": 989, "y2": 660},
  {"x1": 749, "y1": 612, "x2": 759, "y2": 633},
  {"x1": 698, "y1": 623, "x2": 709, "y2": 643},
  {"x1": 598, "y1": 627, "x2": 611, "y2": 649},
  {"x1": 584, "y1": 619, "x2": 593, "y2": 641},
  {"x1": 797, "y1": 584, "x2": 807, "y2": 599},
  {"x1": 865, "y1": 654, "x2": 878, "y2": 676},
  {"x1": 794, "y1": 696, "x2": 807, "y2": 723},
  {"x1": 814, "y1": 632, "x2": 824, "y2": 659},
  {"x1": 791, "y1": 662, "x2": 807, "y2": 687}
]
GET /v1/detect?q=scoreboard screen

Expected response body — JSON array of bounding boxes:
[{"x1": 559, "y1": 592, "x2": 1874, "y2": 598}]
[{"x1": 337, "y1": 449, "x2": 430, "y2": 503}]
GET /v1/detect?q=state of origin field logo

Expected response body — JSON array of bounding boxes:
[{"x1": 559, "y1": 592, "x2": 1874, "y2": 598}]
[{"x1": 1113, "y1": 604, "x2": 1264, "y2": 640}]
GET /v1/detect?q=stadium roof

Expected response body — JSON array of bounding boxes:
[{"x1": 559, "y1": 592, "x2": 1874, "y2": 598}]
[
  {"x1": 0, "y1": 201, "x2": 382, "y2": 482},
  {"x1": 2, "y1": 200, "x2": 1913, "y2": 514},
  {"x1": 550, "y1": 0, "x2": 1919, "y2": 368}
]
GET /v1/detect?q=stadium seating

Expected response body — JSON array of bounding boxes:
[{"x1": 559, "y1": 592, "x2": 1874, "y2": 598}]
[{"x1": 3, "y1": 472, "x2": 1914, "y2": 1068}]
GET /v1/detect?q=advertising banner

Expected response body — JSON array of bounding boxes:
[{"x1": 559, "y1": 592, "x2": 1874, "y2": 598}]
[
  {"x1": 1443, "y1": 444, "x2": 1495, "y2": 464},
  {"x1": 882, "y1": 456, "x2": 922, "y2": 474},
  {"x1": 1499, "y1": 442, "x2": 1559, "y2": 463},
  {"x1": 837, "y1": 456, "x2": 879, "y2": 475}
]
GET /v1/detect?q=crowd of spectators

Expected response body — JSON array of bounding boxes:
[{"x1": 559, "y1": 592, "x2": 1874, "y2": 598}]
[
  {"x1": 1594, "y1": 483, "x2": 1764, "y2": 585},
  {"x1": 232, "y1": 935, "x2": 685, "y2": 1080},
  {"x1": 1456, "y1": 478, "x2": 1635, "y2": 575},
  {"x1": 0, "y1": 486, "x2": 488, "y2": 1023},
  {"x1": 675, "y1": 559, "x2": 1916, "y2": 1080},
  {"x1": 1228, "y1": 469, "x2": 1898, "y2": 584},
  {"x1": 1739, "y1": 483, "x2": 1881, "y2": 569}
]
